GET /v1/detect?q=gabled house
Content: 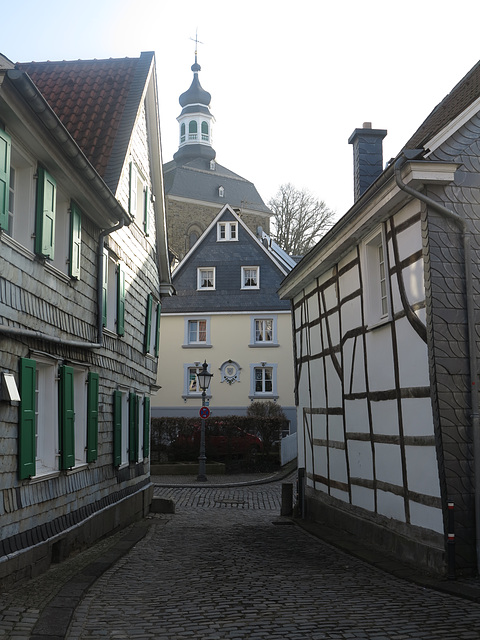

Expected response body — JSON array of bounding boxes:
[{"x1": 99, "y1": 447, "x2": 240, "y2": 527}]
[
  {"x1": 279, "y1": 60, "x2": 480, "y2": 577},
  {"x1": 0, "y1": 51, "x2": 172, "y2": 584},
  {"x1": 152, "y1": 204, "x2": 297, "y2": 432}
]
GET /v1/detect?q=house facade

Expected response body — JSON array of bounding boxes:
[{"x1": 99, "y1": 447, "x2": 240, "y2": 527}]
[
  {"x1": 0, "y1": 52, "x2": 172, "y2": 584},
  {"x1": 279, "y1": 60, "x2": 480, "y2": 576},
  {"x1": 152, "y1": 205, "x2": 297, "y2": 431},
  {"x1": 163, "y1": 53, "x2": 272, "y2": 262}
]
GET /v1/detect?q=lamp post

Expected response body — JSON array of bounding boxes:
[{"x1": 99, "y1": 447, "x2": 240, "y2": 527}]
[{"x1": 196, "y1": 361, "x2": 213, "y2": 482}]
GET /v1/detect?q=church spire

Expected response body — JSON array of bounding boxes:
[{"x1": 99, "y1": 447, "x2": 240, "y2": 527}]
[{"x1": 174, "y1": 42, "x2": 216, "y2": 164}]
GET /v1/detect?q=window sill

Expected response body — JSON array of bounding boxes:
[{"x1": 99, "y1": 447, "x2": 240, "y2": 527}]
[
  {"x1": 44, "y1": 261, "x2": 71, "y2": 285},
  {"x1": 66, "y1": 463, "x2": 89, "y2": 475},
  {"x1": 249, "y1": 394, "x2": 279, "y2": 401},
  {"x1": 29, "y1": 470, "x2": 61, "y2": 483},
  {"x1": 366, "y1": 316, "x2": 391, "y2": 331},
  {"x1": 182, "y1": 394, "x2": 212, "y2": 401},
  {"x1": 248, "y1": 343, "x2": 279, "y2": 348},
  {"x1": 182, "y1": 344, "x2": 212, "y2": 349},
  {"x1": 1, "y1": 232, "x2": 35, "y2": 260}
]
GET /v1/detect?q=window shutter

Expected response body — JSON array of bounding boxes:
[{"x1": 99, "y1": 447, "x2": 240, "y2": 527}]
[
  {"x1": 59, "y1": 365, "x2": 75, "y2": 470},
  {"x1": 117, "y1": 262, "x2": 125, "y2": 336},
  {"x1": 19, "y1": 358, "x2": 36, "y2": 479},
  {"x1": 143, "y1": 186, "x2": 149, "y2": 235},
  {"x1": 69, "y1": 201, "x2": 82, "y2": 279},
  {"x1": 143, "y1": 396, "x2": 150, "y2": 458},
  {"x1": 154, "y1": 302, "x2": 161, "y2": 357},
  {"x1": 86, "y1": 372, "x2": 99, "y2": 463},
  {"x1": 113, "y1": 390, "x2": 122, "y2": 466},
  {"x1": 0, "y1": 129, "x2": 11, "y2": 231},
  {"x1": 144, "y1": 294, "x2": 153, "y2": 353},
  {"x1": 35, "y1": 166, "x2": 56, "y2": 258},
  {"x1": 129, "y1": 392, "x2": 138, "y2": 461},
  {"x1": 102, "y1": 249, "x2": 108, "y2": 327},
  {"x1": 129, "y1": 162, "x2": 137, "y2": 216}
]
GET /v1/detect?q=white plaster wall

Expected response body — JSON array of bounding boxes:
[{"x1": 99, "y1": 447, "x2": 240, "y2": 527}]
[
  {"x1": 401, "y1": 398, "x2": 435, "y2": 437},
  {"x1": 377, "y1": 490, "x2": 406, "y2": 522},
  {"x1": 348, "y1": 440, "x2": 374, "y2": 479},
  {"x1": 395, "y1": 317, "x2": 430, "y2": 387},
  {"x1": 374, "y1": 442, "x2": 404, "y2": 486},
  {"x1": 351, "y1": 485, "x2": 375, "y2": 511},
  {"x1": 371, "y1": 400, "x2": 399, "y2": 436},
  {"x1": 405, "y1": 446, "x2": 441, "y2": 497},
  {"x1": 344, "y1": 399, "x2": 369, "y2": 433},
  {"x1": 365, "y1": 327, "x2": 395, "y2": 391},
  {"x1": 409, "y1": 502, "x2": 443, "y2": 533}
]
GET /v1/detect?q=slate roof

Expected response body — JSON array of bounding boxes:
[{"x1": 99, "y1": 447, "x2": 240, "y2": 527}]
[
  {"x1": 16, "y1": 53, "x2": 154, "y2": 192},
  {"x1": 163, "y1": 157, "x2": 272, "y2": 215},
  {"x1": 162, "y1": 205, "x2": 290, "y2": 314},
  {"x1": 404, "y1": 59, "x2": 480, "y2": 151}
]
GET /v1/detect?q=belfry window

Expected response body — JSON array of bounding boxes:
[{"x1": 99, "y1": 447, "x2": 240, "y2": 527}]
[
  {"x1": 180, "y1": 123, "x2": 186, "y2": 143},
  {"x1": 189, "y1": 121, "x2": 198, "y2": 141},
  {"x1": 201, "y1": 121, "x2": 209, "y2": 141}
]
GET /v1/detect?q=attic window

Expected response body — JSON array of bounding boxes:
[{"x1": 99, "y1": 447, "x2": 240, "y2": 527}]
[
  {"x1": 218, "y1": 186, "x2": 225, "y2": 198},
  {"x1": 210, "y1": 160, "x2": 216, "y2": 171}
]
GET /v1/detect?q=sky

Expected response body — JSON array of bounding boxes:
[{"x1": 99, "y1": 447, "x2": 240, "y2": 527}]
[{"x1": 3, "y1": 1, "x2": 480, "y2": 220}]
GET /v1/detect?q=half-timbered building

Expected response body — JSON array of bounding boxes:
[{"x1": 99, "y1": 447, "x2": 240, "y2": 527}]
[{"x1": 279, "y1": 60, "x2": 480, "y2": 576}]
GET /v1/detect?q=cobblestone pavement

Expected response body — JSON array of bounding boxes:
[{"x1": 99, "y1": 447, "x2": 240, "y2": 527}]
[
  {"x1": 65, "y1": 478, "x2": 480, "y2": 640},
  {"x1": 3, "y1": 474, "x2": 480, "y2": 639}
]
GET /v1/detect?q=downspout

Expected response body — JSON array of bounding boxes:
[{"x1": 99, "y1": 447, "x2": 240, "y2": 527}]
[{"x1": 395, "y1": 151, "x2": 480, "y2": 574}]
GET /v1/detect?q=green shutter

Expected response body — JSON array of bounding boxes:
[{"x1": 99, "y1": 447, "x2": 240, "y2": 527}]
[
  {"x1": 143, "y1": 396, "x2": 150, "y2": 458},
  {"x1": 117, "y1": 262, "x2": 125, "y2": 336},
  {"x1": 69, "y1": 201, "x2": 82, "y2": 279},
  {"x1": 86, "y1": 372, "x2": 99, "y2": 463},
  {"x1": 144, "y1": 294, "x2": 153, "y2": 353},
  {"x1": 59, "y1": 365, "x2": 75, "y2": 470},
  {"x1": 102, "y1": 249, "x2": 108, "y2": 327},
  {"x1": 19, "y1": 358, "x2": 36, "y2": 479},
  {"x1": 129, "y1": 392, "x2": 138, "y2": 462},
  {"x1": 35, "y1": 166, "x2": 56, "y2": 258},
  {"x1": 154, "y1": 302, "x2": 161, "y2": 357},
  {"x1": 113, "y1": 390, "x2": 122, "y2": 466},
  {"x1": 0, "y1": 129, "x2": 11, "y2": 231},
  {"x1": 143, "y1": 186, "x2": 149, "y2": 236}
]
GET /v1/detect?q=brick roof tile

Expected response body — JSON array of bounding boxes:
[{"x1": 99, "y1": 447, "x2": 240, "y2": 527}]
[{"x1": 17, "y1": 57, "x2": 140, "y2": 179}]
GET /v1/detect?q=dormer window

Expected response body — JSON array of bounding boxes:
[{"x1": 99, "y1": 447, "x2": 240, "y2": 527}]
[
  {"x1": 217, "y1": 221, "x2": 238, "y2": 241},
  {"x1": 210, "y1": 160, "x2": 216, "y2": 171},
  {"x1": 201, "y1": 121, "x2": 209, "y2": 141},
  {"x1": 218, "y1": 186, "x2": 224, "y2": 198}
]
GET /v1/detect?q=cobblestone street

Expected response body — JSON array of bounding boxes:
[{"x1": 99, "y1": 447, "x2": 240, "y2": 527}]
[{"x1": 3, "y1": 474, "x2": 480, "y2": 639}]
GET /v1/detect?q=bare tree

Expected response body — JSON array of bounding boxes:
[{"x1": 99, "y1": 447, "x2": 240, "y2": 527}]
[{"x1": 268, "y1": 183, "x2": 335, "y2": 256}]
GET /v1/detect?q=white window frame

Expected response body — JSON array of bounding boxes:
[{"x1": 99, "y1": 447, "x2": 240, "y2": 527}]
[
  {"x1": 197, "y1": 267, "x2": 216, "y2": 290},
  {"x1": 34, "y1": 357, "x2": 59, "y2": 477},
  {"x1": 184, "y1": 317, "x2": 212, "y2": 347},
  {"x1": 217, "y1": 221, "x2": 238, "y2": 242},
  {"x1": 241, "y1": 266, "x2": 260, "y2": 290},
  {"x1": 362, "y1": 225, "x2": 391, "y2": 327},
  {"x1": 5, "y1": 140, "x2": 35, "y2": 252},
  {"x1": 249, "y1": 362, "x2": 278, "y2": 400},
  {"x1": 250, "y1": 315, "x2": 278, "y2": 347},
  {"x1": 183, "y1": 363, "x2": 213, "y2": 399},
  {"x1": 51, "y1": 186, "x2": 70, "y2": 274},
  {"x1": 105, "y1": 251, "x2": 118, "y2": 334}
]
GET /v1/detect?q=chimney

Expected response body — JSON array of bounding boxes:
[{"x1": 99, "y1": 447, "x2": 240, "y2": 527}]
[{"x1": 348, "y1": 122, "x2": 387, "y2": 201}]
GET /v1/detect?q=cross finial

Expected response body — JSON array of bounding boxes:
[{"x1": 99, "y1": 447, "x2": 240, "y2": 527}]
[{"x1": 190, "y1": 29, "x2": 204, "y2": 65}]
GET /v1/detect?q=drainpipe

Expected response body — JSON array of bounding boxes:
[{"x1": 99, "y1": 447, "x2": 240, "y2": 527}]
[{"x1": 395, "y1": 151, "x2": 480, "y2": 574}]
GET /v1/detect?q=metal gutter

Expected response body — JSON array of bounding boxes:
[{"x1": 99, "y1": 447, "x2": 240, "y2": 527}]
[{"x1": 395, "y1": 150, "x2": 480, "y2": 575}]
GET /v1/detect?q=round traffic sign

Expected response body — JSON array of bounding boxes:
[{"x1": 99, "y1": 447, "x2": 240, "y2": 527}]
[{"x1": 199, "y1": 406, "x2": 210, "y2": 419}]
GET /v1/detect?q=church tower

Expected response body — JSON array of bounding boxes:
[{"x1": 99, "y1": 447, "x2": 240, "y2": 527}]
[{"x1": 163, "y1": 52, "x2": 271, "y2": 262}]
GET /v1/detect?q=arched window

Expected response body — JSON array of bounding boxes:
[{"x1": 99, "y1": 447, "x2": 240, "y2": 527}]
[
  {"x1": 180, "y1": 123, "x2": 185, "y2": 143},
  {"x1": 188, "y1": 121, "x2": 198, "y2": 140},
  {"x1": 201, "y1": 121, "x2": 209, "y2": 141},
  {"x1": 189, "y1": 230, "x2": 199, "y2": 249}
]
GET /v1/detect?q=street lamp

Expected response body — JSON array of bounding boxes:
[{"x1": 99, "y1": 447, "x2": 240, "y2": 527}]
[{"x1": 196, "y1": 361, "x2": 213, "y2": 482}]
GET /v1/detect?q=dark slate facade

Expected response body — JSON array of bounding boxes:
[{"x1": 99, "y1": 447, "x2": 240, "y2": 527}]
[{"x1": 163, "y1": 206, "x2": 291, "y2": 313}]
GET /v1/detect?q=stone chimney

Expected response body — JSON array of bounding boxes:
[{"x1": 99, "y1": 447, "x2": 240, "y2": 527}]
[{"x1": 348, "y1": 122, "x2": 387, "y2": 201}]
